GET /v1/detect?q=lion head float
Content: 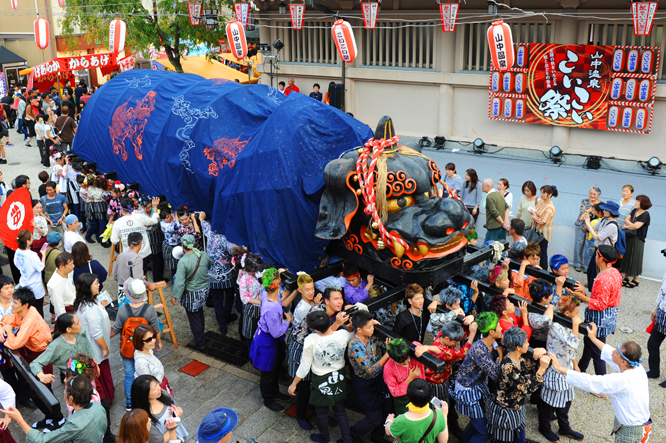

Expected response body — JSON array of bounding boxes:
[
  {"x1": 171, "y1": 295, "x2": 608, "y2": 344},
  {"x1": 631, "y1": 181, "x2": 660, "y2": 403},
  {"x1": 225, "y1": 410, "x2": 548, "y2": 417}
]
[{"x1": 315, "y1": 116, "x2": 474, "y2": 273}]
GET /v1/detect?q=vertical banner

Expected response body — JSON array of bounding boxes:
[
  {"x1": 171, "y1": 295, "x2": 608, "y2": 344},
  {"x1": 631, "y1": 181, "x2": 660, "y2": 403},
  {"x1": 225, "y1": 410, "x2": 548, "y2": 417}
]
[
  {"x1": 439, "y1": 3, "x2": 459, "y2": 32},
  {"x1": 487, "y1": 43, "x2": 660, "y2": 134},
  {"x1": 290, "y1": 4, "x2": 306, "y2": 30},
  {"x1": 362, "y1": 2, "x2": 380, "y2": 30},
  {"x1": 118, "y1": 54, "x2": 136, "y2": 72},
  {"x1": 204, "y1": 9, "x2": 218, "y2": 30},
  {"x1": 187, "y1": 3, "x2": 202, "y2": 26},
  {"x1": 247, "y1": 11, "x2": 255, "y2": 31},
  {"x1": 234, "y1": 2, "x2": 250, "y2": 27},
  {"x1": 632, "y1": 2, "x2": 658, "y2": 36},
  {"x1": 0, "y1": 74, "x2": 6, "y2": 96}
]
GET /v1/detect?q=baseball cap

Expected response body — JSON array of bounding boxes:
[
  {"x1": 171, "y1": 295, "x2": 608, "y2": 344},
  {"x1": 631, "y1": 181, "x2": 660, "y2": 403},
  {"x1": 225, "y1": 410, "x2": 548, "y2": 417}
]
[{"x1": 124, "y1": 278, "x2": 147, "y2": 303}]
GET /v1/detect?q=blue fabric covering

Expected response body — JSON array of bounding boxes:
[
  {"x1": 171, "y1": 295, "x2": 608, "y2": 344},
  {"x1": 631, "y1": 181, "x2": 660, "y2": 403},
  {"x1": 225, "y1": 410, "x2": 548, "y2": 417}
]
[{"x1": 73, "y1": 70, "x2": 373, "y2": 271}]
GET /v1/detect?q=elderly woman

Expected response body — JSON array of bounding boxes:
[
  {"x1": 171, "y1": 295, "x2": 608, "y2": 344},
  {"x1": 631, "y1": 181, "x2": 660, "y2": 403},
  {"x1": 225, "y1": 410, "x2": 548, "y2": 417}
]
[
  {"x1": 573, "y1": 186, "x2": 601, "y2": 272},
  {"x1": 583, "y1": 201, "x2": 620, "y2": 287},
  {"x1": 620, "y1": 195, "x2": 651, "y2": 288},
  {"x1": 487, "y1": 327, "x2": 550, "y2": 443}
]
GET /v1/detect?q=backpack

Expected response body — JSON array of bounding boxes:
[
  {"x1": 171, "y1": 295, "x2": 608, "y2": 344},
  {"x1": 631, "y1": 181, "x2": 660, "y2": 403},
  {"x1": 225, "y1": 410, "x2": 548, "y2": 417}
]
[
  {"x1": 120, "y1": 304, "x2": 150, "y2": 358},
  {"x1": 608, "y1": 221, "x2": 626, "y2": 257}
]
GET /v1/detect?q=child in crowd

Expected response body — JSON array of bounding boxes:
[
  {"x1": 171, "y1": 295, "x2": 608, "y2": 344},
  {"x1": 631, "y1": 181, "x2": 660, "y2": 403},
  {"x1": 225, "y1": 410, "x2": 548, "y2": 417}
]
[
  {"x1": 106, "y1": 181, "x2": 125, "y2": 224},
  {"x1": 309, "y1": 83, "x2": 323, "y2": 101},
  {"x1": 383, "y1": 338, "x2": 426, "y2": 414},
  {"x1": 487, "y1": 327, "x2": 550, "y2": 443},
  {"x1": 63, "y1": 354, "x2": 102, "y2": 416},
  {"x1": 416, "y1": 320, "x2": 477, "y2": 439},
  {"x1": 232, "y1": 246, "x2": 263, "y2": 343},
  {"x1": 511, "y1": 242, "x2": 541, "y2": 301},
  {"x1": 343, "y1": 265, "x2": 373, "y2": 304},
  {"x1": 490, "y1": 293, "x2": 532, "y2": 340},
  {"x1": 539, "y1": 296, "x2": 585, "y2": 442},
  {"x1": 31, "y1": 199, "x2": 49, "y2": 251},
  {"x1": 527, "y1": 279, "x2": 555, "y2": 349},
  {"x1": 550, "y1": 254, "x2": 588, "y2": 304},
  {"x1": 84, "y1": 175, "x2": 109, "y2": 245}
]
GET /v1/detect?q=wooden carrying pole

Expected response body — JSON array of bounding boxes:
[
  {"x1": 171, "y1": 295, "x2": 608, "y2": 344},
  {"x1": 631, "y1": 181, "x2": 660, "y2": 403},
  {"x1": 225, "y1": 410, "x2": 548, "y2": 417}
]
[{"x1": 147, "y1": 281, "x2": 179, "y2": 348}]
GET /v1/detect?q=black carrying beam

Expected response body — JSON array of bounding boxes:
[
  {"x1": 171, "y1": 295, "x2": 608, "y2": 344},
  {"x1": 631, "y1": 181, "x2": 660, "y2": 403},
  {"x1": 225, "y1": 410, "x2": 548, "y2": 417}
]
[
  {"x1": 373, "y1": 325, "x2": 446, "y2": 373},
  {"x1": 281, "y1": 260, "x2": 346, "y2": 291},
  {"x1": 451, "y1": 274, "x2": 589, "y2": 338},
  {"x1": 462, "y1": 242, "x2": 508, "y2": 271},
  {"x1": 1, "y1": 348, "x2": 60, "y2": 413}
]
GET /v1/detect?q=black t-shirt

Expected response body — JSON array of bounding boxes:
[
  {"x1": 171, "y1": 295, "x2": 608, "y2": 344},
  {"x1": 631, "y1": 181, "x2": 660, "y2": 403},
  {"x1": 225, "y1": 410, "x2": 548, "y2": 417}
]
[
  {"x1": 38, "y1": 184, "x2": 47, "y2": 198},
  {"x1": 309, "y1": 92, "x2": 323, "y2": 102},
  {"x1": 64, "y1": 87, "x2": 74, "y2": 97},
  {"x1": 393, "y1": 308, "x2": 431, "y2": 344},
  {"x1": 63, "y1": 100, "x2": 76, "y2": 118},
  {"x1": 629, "y1": 209, "x2": 651, "y2": 241}
]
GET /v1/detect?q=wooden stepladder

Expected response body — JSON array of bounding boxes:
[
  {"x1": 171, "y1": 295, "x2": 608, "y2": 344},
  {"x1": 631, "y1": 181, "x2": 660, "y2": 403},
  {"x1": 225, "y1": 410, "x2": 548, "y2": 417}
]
[
  {"x1": 147, "y1": 281, "x2": 179, "y2": 348},
  {"x1": 108, "y1": 242, "x2": 123, "y2": 276}
]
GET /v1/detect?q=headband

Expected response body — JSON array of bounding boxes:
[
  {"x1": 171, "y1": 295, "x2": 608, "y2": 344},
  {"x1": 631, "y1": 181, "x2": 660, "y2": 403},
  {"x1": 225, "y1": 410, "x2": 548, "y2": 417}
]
[
  {"x1": 345, "y1": 273, "x2": 360, "y2": 280},
  {"x1": 597, "y1": 249, "x2": 617, "y2": 265},
  {"x1": 617, "y1": 344, "x2": 642, "y2": 368},
  {"x1": 478, "y1": 313, "x2": 499, "y2": 334}
]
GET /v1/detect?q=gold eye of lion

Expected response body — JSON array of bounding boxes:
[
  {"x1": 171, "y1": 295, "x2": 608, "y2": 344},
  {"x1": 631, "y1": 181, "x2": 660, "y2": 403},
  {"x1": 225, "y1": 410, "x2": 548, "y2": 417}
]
[{"x1": 387, "y1": 196, "x2": 414, "y2": 213}]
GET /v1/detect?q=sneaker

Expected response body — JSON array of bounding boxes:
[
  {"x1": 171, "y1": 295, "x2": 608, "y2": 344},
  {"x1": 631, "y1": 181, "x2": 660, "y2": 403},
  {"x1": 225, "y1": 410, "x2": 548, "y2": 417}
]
[
  {"x1": 296, "y1": 417, "x2": 313, "y2": 430},
  {"x1": 44, "y1": 418, "x2": 66, "y2": 432},
  {"x1": 125, "y1": 402, "x2": 132, "y2": 411},
  {"x1": 32, "y1": 418, "x2": 55, "y2": 429},
  {"x1": 538, "y1": 428, "x2": 561, "y2": 442},
  {"x1": 5, "y1": 142, "x2": 12, "y2": 146},
  {"x1": 0, "y1": 159, "x2": 7, "y2": 164},
  {"x1": 25, "y1": 142, "x2": 32, "y2": 147},
  {"x1": 559, "y1": 428, "x2": 584, "y2": 440}
]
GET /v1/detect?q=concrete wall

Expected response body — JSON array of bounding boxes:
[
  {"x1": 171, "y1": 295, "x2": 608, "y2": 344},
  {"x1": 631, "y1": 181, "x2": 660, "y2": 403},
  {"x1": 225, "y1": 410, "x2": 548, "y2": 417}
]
[{"x1": 256, "y1": 8, "x2": 666, "y2": 161}]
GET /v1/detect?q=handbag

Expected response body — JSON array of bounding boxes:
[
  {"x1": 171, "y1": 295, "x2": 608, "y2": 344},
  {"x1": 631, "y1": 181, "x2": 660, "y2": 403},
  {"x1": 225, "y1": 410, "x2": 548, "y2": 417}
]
[
  {"x1": 417, "y1": 409, "x2": 438, "y2": 443},
  {"x1": 523, "y1": 227, "x2": 545, "y2": 245}
]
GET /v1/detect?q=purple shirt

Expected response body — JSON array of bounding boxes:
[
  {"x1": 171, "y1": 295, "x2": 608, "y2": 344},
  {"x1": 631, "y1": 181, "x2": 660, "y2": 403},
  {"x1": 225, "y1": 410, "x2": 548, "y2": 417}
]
[
  {"x1": 257, "y1": 290, "x2": 290, "y2": 338},
  {"x1": 344, "y1": 280, "x2": 369, "y2": 304}
]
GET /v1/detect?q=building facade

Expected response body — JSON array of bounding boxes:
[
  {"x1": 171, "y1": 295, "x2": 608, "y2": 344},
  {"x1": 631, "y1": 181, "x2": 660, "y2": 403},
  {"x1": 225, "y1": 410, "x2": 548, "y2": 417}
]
[{"x1": 255, "y1": 0, "x2": 666, "y2": 161}]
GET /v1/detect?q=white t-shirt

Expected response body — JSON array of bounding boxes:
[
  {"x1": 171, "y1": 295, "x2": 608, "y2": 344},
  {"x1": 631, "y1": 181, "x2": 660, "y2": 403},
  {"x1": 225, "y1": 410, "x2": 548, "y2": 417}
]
[
  {"x1": 51, "y1": 164, "x2": 68, "y2": 194},
  {"x1": 63, "y1": 230, "x2": 85, "y2": 253},
  {"x1": 14, "y1": 249, "x2": 45, "y2": 299},
  {"x1": 566, "y1": 344, "x2": 650, "y2": 426},
  {"x1": 110, "y1": 212, "x2": 160, "y2": 258},
  {"x1": 0, "y1": 379, "x2": 15, "y2": 409},
  {"x1": 296, "y1": 329, "x2": 354, "y2": 378},
  {"x1": 46, "y1": 271, "x2": 76, "y2": 317}
]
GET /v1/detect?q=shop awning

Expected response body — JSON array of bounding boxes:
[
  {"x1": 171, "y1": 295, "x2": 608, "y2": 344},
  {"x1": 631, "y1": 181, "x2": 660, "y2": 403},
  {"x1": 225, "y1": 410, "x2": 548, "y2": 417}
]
[
  {"x1": 157, "y1": 55, "x2": 260, "y2": 84},
  {"x1": 0, "y1": 45, "x2": 26, "y2": 65}
]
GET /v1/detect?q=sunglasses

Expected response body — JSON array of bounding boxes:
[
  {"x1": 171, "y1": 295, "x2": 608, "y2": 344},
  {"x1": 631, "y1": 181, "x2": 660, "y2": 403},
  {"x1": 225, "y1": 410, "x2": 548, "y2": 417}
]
[{"x1": 143, "y1": 336, "x2": 156, "y2": 343}]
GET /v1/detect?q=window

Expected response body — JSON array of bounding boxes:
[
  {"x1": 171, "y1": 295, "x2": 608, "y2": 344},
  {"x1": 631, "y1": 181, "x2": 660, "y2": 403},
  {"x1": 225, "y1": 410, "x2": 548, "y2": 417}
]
[
  {"x1": 361, "y1": 22, "x2": 436, "y2": 69},
  {"x1": 463, "y1": 21, "x2": 555, "y2": 71},
  {"x1": 276, "y1": 21, "x2": 339, "y2": 64},
  {"x1": 587, "y1": 21, "x2": 666, "y2": 80}
]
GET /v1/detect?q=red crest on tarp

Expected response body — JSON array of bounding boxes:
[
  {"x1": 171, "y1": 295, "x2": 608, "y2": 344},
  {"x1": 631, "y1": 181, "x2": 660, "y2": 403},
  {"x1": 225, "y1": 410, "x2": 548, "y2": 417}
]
[{"x1": 0, "y1": 188, "x2": 34, "y2": 251}]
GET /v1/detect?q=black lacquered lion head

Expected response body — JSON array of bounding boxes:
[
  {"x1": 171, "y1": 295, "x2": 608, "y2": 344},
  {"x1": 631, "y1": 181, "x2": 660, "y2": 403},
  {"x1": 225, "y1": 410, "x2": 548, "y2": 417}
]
[{"x1": 315, "y1": 116, "x2": 474, "y2": 271}]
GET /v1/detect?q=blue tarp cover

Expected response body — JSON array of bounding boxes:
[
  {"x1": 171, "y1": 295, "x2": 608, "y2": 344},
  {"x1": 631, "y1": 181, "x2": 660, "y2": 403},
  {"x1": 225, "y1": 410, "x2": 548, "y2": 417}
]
[{"x1": 74, "y1": 70, "x2": 373, "y2": 271}]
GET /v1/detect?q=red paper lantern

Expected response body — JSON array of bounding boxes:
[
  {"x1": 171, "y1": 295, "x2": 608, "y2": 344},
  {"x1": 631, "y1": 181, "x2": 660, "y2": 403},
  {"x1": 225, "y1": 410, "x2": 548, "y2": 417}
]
[
  {"x1": 226, "y1": 20, "x2": 248, "y2": 60},
  {"x1": 332, "y1": 19, "x2": 357, "y2": 63},
  {"x1": 632, "y1": 2, "x2": 658, "y2": 36},
  {"x1": 487, "y1": 20, "x2": 514, "y2": 72},
  {"x1": 10, "y1": 0, "x2": 18, "y2": 10},
  {"x1": 34, "y1": 17, "x2": 49, "y2": 50},
  {"x1": 109, "y1": 19, "x2": 127, "y2": 53}
]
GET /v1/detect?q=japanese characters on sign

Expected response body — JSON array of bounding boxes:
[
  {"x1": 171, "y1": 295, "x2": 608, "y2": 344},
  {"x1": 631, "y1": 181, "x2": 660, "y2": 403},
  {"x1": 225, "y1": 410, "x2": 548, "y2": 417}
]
[
  {"x1": 234, "y1": 2, "x2": 250, "y2": 27},
  {"x1": 290, "y1": 4, "x2": 306, "y2": 30},
  {"x1": 32, "y1": 53, "x2": 117, "y2": 80},
  {"x1": 439, "y1": 3, "x2": 459, "y2": 32},
  {"x1": 118, "y1": 54, "x2": 136, "y2": 72},
  {"x1": 488, "y1": 43, "x2": 660, "y2": 134},
  {"x1": 631, "y1": 2, "x2": 658, "y2": 36},
  {"x1": 187, "y1": 3, "x2": 203, "y2": 26},
  {"x1": 362, "y1": 2, "x2": 380, "y2": 30}
]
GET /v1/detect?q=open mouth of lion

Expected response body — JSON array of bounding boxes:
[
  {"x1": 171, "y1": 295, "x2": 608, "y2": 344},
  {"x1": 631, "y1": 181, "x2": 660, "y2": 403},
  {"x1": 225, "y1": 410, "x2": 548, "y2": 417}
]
[{"x1": 361, "y1": 227, "x2": 468, "y2": 261}]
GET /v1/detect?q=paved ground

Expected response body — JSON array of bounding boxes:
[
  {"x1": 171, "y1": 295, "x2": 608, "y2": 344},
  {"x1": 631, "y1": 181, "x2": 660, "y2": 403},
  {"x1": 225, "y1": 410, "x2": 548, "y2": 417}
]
[{"x1": 1, "y1": 127, "x2": 665, "y2": 442}]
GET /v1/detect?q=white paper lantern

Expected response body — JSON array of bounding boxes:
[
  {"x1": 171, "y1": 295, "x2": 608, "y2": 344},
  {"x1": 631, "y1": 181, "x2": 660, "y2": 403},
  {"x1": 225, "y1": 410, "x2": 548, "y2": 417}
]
[
  {"x1": 34, "y1": 17, "x2": 49, "y2": 50},
  {"x1": 109, "y1": 19, "x2": 127, "y2": 53}
]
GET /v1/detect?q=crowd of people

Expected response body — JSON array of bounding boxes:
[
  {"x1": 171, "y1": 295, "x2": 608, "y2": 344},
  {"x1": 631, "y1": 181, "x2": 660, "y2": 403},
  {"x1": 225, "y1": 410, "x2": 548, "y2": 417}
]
[{"x1": 0, "y1": 79, "x2": 660, "y2": 443}]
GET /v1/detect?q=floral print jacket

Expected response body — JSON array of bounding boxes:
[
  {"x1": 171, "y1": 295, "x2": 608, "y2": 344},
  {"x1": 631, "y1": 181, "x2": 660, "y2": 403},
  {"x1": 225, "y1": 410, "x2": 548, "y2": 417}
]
[{"x1": 492, "y1": 356, "x2": 543, "y2": 410}]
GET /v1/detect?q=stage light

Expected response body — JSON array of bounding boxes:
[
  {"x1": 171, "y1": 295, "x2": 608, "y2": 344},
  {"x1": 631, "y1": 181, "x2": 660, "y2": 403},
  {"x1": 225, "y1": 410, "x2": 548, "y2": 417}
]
[
  {"x1": 273, "y1": 39, "x2": 285, "y2": 51},
  {"x1": 434, "y1": 136, "x2": 446, "y2": 149},
  {"x1": 279, "y1": 1, "x2": 287, "y2": 14},
  {"x1": 473, "y1": 138, "x2": 485, "y2": 153},
  {"x1": 647, "y1": 156, "x2": 662, "y2": 175},
  {"x1": 549, "y1": 146, "x2": 563, "y2": 163},
  {"x1": 584, "y1": 156, "x2": 602, "y2": 170},
  {"x1": 257, "y1": 43, "x2": 271, "y2": 52}
]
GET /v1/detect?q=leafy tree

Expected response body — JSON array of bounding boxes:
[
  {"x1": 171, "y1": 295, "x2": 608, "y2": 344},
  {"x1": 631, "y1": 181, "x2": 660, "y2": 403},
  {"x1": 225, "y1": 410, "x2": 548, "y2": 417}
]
[{"x1": 59, "y1": 0, "x2": 233, "y2": 73}]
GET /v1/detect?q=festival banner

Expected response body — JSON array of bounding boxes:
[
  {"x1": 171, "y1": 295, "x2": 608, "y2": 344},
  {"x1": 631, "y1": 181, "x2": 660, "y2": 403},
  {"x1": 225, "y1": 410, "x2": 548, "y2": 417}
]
[
  {"x1": 439, "y1": 3, "x2": 459, "y2": 32},
  {"x1": 118, "y1": 53, "x2": 136, "y2": 72},
  {"x1": 235, "y1": 2, "x2": 250, "y2": 27},
  {"x1": 0, "y1": 188, "x2": 33, "y2": 251},
  {"x1": 488, "y1": 43, "x2": 660, "y2": 134},
  {"x1": 32, "y1": 53, "x2": 117, "y2": 80},
  {"x1": 362, "y1": 2, "x2": 379, "y2": 30},
  {"x1": 187, "y1": 2, "x2": 202, "y2": 26},
  {"x1": 290, "y1": 4, "x2": 306, "y2": 30},
  {"x1": 632, "y1": 2, "x2": 658, "y2": 36}
]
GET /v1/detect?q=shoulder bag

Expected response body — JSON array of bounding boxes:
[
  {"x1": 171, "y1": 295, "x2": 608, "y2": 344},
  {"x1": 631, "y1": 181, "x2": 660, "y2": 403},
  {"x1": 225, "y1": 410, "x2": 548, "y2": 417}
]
[{"x1": 417, "y1": 409, "x2": 438, "y2": 443}]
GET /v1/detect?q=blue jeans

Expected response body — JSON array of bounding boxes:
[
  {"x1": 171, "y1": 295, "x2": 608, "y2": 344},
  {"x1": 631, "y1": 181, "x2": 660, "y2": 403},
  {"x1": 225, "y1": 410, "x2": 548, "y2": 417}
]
[
  {"x1": 462, "y1": 415, "x2": 489, "y2": 443},
  {"x1": 86, "y1": 219, "x2": 106, "y2": 242},
  {"x1": 122, "y1": 356, "x2": 135, "y2": 405},
  {"x1": 573, "y1": 228, "x2": 587, "y2": 268},
  {"x1": 17, "y1": 119, "x2": 28, "y2": 138}
]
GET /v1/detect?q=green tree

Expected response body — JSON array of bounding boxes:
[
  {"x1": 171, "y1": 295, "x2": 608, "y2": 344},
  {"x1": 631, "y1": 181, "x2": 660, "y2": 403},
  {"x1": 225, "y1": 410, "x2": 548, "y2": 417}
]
[{"x1": 60, "y1": 0, "x2": 233, "y2": 73}]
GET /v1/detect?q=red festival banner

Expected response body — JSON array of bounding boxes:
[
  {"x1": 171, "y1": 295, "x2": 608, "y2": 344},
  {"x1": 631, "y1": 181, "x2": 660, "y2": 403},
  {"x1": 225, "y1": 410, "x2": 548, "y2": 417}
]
[
  {"x1": 488, "y1": 43, "x2": 660, "y2": 134},
  {"x1": 362, "y1": 2, "x2": 379, "y2": 30},
  {"x1": 187, "y1": 3, "x2": 202, "y2": 26},
  {"x1": 439, "y1": 3, "x2": 459, "y2": 32},
  {"x1": 0, "y1": 188, "x2": 34, "y2": 251},
  {"x1": 32, "y1": 53, "x2": 117, "y2": 80}
]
